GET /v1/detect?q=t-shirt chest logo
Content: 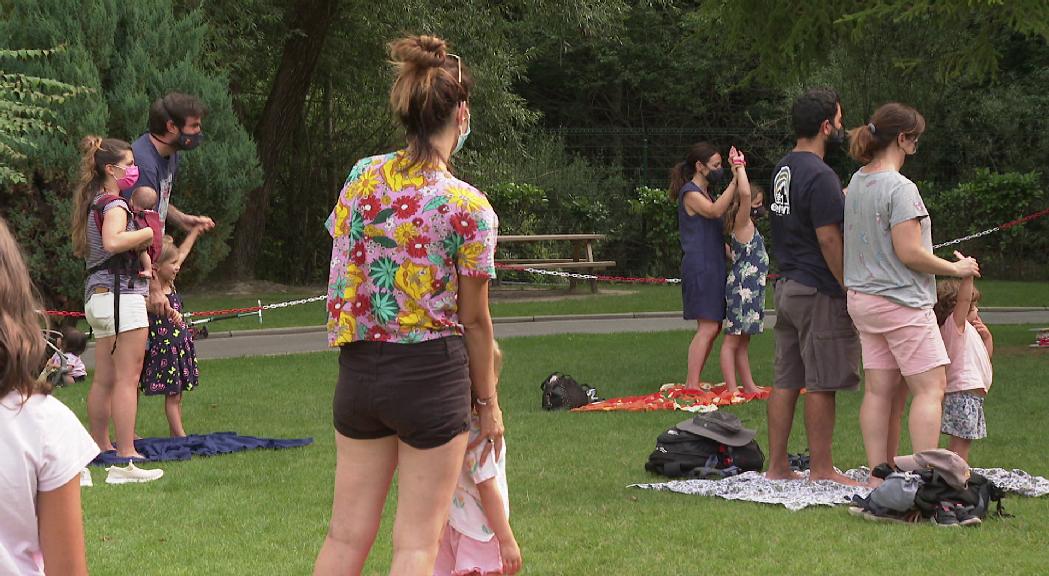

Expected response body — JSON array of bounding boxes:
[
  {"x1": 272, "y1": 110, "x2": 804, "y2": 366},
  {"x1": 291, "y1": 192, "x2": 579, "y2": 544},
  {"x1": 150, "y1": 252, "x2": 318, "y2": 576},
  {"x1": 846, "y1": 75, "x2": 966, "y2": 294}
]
[{"x1": 771, "y1": 166, "x2": 791, "y2": 216}]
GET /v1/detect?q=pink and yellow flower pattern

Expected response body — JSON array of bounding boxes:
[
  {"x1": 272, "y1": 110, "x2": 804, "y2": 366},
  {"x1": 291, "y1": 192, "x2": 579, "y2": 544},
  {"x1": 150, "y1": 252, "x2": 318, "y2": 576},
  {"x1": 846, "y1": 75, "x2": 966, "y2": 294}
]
[{"x1": 325, "y1": 150, "x2": 498, "y2": 346}]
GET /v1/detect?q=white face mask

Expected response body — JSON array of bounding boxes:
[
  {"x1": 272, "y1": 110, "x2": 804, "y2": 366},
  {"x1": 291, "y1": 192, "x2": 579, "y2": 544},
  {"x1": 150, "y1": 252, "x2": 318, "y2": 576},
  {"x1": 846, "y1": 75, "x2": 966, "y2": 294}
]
[{"x1": 452, "y1": 110, "x2": 471, "y2": 155}]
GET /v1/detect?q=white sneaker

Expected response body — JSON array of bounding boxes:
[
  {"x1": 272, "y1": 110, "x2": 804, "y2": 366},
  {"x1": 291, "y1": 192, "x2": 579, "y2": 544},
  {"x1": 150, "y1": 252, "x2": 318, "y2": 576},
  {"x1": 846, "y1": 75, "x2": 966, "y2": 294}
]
[
  {"x1": 105, "y1": 463, "x2": 164, "y2": 484},
  {"x1": 80, "y1": 468, "x2": 93, "y2": 487}
]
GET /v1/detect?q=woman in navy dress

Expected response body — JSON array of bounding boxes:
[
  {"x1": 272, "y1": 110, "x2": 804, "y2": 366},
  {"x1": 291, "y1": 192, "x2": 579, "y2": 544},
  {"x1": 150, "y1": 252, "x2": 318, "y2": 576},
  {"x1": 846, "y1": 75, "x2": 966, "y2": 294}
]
[{"x1": 670, "y1": 142, "x2": 739, "y2": 391}]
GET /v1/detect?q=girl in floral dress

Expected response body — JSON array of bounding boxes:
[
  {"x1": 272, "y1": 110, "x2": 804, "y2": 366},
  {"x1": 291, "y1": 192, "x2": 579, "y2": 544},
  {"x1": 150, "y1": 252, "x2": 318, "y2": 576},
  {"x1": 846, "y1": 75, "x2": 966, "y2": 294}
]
[
  {"x1": 719, "y1": 147, "x2": 769, "y2": 396},
  {"x1": 140, "y1": 228, "x2": 203, "y2": 437}
]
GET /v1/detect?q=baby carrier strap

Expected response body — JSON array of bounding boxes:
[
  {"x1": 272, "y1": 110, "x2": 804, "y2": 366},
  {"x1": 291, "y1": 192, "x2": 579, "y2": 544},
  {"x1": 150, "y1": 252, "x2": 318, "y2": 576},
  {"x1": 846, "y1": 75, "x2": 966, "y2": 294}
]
[{"x1": 87, "y1": 194, "x2": 140, "y2": 352}]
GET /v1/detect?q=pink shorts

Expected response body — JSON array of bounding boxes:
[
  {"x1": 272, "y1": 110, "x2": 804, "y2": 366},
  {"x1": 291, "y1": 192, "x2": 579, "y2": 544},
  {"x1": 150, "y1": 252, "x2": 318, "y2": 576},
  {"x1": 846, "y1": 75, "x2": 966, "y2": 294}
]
[
  {"x1": 846, "y1": 290, "x2": 950, "y2": 377},
  {"x1": 433, "y1": 523, "x2": 503, "y2": 576}
]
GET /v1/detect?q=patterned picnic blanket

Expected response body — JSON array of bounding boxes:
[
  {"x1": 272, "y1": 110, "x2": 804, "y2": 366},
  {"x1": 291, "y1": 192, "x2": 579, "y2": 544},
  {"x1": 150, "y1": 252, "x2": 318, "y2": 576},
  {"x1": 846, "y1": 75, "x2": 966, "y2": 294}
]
[
  {"x1": 571, "y1": 383, "x2": 771, "y2": 413},
  {"x1": 630, "y1": 467, "x2": 1049, "y2": 511}
]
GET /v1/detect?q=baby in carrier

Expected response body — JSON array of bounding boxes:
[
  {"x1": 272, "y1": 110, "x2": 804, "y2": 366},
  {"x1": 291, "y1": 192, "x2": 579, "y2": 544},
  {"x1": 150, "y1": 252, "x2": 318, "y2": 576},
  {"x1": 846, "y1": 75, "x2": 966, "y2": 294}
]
[{"x1": 129, "y1": 186, "x2": 163, "y2": 279}]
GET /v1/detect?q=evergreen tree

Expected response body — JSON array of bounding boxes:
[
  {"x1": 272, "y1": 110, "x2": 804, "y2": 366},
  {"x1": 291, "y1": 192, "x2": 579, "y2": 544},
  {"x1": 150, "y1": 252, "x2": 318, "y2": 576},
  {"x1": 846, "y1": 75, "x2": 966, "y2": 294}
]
[{"x1": 0, "y1": 0, "x2": 260, "y2": 308}]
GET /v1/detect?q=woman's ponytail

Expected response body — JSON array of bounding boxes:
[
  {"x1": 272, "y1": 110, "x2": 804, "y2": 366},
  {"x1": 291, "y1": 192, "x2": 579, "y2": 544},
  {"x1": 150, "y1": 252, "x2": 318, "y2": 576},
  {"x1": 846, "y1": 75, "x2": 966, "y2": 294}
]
[
  {"x1": 668, "y1": 141, "x2": 718, "y2": 201},
  {"x1": 668, "y1": 162, "x2": 690, "y2": 201},
  {"x1": 847, "y1": 123, "x2": 879, "y2": 164},
  {"x1": 848, "y1": 103, "x2": 926, "y2": 164},
  {"x1": 70, "y1": 136, "x2": 132, "y2": 257}
]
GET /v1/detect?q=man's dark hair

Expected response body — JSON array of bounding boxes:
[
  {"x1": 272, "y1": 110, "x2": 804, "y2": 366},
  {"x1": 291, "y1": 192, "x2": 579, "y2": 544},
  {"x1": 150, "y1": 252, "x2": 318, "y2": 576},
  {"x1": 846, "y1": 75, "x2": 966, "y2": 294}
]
[
  {"x1": 148, "y1": 92, "x2": 207, "y2": 135},
  {"x1": 791, "y1": 88, "x2": 840, "y2": 139}
]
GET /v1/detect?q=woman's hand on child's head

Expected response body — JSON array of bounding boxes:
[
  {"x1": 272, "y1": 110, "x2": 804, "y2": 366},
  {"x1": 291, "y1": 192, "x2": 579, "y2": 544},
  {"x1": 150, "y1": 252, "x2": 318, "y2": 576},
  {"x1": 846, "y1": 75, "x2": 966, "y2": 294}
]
[{"x1": 500, "y1": 537, "x2": 523, "y2": 575}]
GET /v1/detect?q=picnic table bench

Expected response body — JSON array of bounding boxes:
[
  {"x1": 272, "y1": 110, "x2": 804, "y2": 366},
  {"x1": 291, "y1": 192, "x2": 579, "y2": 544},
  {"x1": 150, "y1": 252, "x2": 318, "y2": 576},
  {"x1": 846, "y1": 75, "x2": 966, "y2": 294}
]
[{"x1": 496, "y1": 234, "x2": 615, "y2": 293}]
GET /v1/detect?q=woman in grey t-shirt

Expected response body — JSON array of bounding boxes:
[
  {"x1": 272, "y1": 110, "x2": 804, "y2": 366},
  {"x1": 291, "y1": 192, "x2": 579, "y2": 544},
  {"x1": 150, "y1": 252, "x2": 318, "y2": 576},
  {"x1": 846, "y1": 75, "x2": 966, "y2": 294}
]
[
  {"x1": 842, "y1": 103, "x2": 980, "y2": 484},
  {"x1": 69, "y1": 136, "x2": 163, "y2": 483}
]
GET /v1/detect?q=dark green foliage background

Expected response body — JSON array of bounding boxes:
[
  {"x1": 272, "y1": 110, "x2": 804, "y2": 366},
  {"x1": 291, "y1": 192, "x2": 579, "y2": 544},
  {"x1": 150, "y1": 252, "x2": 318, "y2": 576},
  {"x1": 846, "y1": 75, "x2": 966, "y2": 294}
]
[{"x1": 2, "y1": 0, "x2": 1048, "y2": 310}]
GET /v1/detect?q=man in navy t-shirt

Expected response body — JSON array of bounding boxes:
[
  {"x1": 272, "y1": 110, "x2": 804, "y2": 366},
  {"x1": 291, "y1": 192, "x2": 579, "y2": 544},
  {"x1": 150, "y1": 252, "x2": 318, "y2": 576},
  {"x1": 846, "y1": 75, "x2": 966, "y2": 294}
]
[
  {"x1": 127, "y1": 92, "x2": 215, "y2": 318},
  {"x1": 765, "y1": 88, "x2": 861, "y2": 485}
]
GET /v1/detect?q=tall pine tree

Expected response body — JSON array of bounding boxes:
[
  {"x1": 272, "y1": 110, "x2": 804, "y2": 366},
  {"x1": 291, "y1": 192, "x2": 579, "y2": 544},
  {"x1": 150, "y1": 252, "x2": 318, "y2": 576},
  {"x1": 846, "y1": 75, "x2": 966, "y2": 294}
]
[{"x1": 0, "y1": 0, "x2": 260, "y2": 308}]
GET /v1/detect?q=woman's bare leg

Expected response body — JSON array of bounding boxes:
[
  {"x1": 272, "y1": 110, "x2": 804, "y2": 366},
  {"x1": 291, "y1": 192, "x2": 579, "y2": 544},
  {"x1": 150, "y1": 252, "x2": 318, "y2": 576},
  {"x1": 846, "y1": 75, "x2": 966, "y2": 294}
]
[
  {"x1": 112, "y1": 327, "x2": 148, "y2": 459},
  {"x1": 389, "y1": 433, "x2": 468, "y2": 576},
  {"x1": 686, "y1": 320, "x2": 721, "y2": 389},
  {"x1": 87, "y1": 336, "x2": 116, "y2": 452},
  {"x1": 314, "y1": 434, "x2": 398, "y2": 576},
  {"x1": 903, "y1": 366, "x2": 947, "y2": 453},
  {"x1": 886, "y1": 377, "x2": 908, "y2": 463},
  {"x1": 859, "y1": 368, "x2": 902, "y2": 485}
]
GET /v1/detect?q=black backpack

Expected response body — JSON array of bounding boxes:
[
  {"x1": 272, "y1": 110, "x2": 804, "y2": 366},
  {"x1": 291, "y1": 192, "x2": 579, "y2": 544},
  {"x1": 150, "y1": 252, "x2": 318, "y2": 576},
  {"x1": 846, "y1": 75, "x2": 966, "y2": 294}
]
[
  {"x1": 540, "y1": 372, "x2": 600, "y2": 410},
  {"x1": 645, "y1": 425, "x2": 765, "y2": 479},
  {"x1": 913, "y1": 469, "x2": 1008, "y2": 520}
]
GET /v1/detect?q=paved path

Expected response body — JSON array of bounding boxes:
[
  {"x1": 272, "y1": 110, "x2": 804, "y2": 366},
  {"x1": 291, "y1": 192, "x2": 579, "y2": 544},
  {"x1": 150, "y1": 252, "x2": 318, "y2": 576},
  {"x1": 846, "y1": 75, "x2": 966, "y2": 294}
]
[{"x1": 82, "y1": 309, "x2": 1049, "y2": 369}]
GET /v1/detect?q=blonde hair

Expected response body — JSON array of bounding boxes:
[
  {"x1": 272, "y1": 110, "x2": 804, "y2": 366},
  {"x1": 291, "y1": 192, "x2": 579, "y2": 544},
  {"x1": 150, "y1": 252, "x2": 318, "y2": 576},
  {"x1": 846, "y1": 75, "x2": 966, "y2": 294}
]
[
  {"x1": 934, "y1": 279, "x2": 982, "y2": 326},
  {"x1": 0, "y1": 217, "x2": 50, "y2": 399},
  {"x1": 70, "y1": 136, "x2": 132, "y2": 257},
  {"x1": 156, "y1": 235, "x2": 178, "y2": 264},
  {"x1": 388, "y1": 35, "x2": 473, "y2": 171}
]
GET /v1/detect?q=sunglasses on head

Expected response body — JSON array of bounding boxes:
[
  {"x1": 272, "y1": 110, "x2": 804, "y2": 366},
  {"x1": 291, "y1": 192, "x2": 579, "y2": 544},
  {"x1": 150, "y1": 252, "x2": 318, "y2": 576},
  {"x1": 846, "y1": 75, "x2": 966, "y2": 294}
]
[{"x1": 447, "y1": 53, "x2": 462, "y2": 83}]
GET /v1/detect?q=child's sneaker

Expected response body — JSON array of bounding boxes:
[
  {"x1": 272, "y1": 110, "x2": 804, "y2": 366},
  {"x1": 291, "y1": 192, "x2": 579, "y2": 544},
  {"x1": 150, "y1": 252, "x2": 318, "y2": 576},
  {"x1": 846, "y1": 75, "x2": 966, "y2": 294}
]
[
  {"x1": 80, "y1": 467, "x2": 93, "y2": 487},
  {"x1": 105, "y1": 463, "x2": 164, "y2": 484},
  {"x1": 951, "y1": 503, "x2": 983, "y2": 527},
  {"x1": 930, "y1": 502, "x2": 961, "y2": 528}
]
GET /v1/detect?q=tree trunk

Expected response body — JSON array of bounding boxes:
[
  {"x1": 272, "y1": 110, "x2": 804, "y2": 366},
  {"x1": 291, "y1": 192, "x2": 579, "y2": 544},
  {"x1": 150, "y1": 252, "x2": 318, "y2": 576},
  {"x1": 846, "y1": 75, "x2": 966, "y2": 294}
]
[{"x1": 228, "y1": 0, "x2": 340, "y2": 279}]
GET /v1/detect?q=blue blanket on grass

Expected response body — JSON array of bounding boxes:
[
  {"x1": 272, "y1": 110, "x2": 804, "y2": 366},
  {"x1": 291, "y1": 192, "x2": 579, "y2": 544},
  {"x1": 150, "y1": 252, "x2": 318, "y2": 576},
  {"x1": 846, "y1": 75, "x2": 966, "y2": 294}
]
[{"x1": 91, "y1": 431, "x2": 313, "y2": 466}]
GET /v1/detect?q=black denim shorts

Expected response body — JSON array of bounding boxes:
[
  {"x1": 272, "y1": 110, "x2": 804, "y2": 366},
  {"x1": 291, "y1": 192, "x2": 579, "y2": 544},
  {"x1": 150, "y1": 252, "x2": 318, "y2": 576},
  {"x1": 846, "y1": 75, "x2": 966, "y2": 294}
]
[{"x1": 333, "y1": 336, "x2": 471, "y2": 449}]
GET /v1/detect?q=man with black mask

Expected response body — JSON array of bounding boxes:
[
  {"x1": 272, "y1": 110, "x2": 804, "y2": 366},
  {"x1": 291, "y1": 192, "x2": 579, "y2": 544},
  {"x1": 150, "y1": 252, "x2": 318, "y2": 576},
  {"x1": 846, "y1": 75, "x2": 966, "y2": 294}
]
[
  {"x1": 126, "y1": 92, "x2": 215, "y2": 319},
  {"x1": 764, "y1": 88, "x2": 861, "y2": 485}
]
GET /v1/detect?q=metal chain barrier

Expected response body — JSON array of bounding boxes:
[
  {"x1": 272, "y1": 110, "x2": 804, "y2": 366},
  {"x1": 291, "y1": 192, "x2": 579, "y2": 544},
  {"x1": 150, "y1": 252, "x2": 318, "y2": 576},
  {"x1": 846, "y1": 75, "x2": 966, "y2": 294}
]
[
  {"x1": 932, "y1": 226, "x2": 1001, "y2": 250},
  {"x1": 44, "y1": 206, "x2": 1049, "y2": 317}
]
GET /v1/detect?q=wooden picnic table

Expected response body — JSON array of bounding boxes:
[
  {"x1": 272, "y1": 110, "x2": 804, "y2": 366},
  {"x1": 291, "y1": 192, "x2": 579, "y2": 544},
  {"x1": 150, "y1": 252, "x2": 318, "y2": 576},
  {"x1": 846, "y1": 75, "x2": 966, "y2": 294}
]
[{"x1": 496, "y1": 234, "x2": 615, "y2": 292}]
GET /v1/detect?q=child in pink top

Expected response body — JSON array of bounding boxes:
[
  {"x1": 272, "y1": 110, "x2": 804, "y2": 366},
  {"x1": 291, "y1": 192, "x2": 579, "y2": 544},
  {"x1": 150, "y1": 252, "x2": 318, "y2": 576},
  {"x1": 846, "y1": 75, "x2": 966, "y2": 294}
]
[
  {"x1": 434, "y1": 342, "x2": 522, "y2": 576},
  {"x1": 933, "y1": 276, "x2": 993, "y2": 462}
]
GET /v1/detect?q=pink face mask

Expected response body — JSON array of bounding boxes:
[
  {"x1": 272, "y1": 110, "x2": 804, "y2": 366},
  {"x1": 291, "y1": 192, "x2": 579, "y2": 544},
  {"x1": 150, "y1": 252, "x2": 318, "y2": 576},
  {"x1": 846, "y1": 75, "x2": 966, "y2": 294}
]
[{"x1": 116, "y1": 164, "x2": 140, "y2": 191}]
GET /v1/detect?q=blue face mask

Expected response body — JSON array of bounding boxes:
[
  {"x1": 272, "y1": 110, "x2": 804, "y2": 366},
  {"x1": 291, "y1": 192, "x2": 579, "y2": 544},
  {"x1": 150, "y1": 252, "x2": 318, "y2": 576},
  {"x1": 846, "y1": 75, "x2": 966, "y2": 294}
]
[{"x1": 452, "y1": 112, "x2": 471, "y2": 155}]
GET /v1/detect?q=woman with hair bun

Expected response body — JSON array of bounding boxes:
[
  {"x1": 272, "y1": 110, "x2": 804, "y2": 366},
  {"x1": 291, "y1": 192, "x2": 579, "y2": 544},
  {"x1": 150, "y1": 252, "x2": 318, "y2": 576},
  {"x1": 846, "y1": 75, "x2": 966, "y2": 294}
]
[
  {"x1": 843, "y1": 102, "x2": 981, "y2": 484},
  {"x1": 314, "y1": 35, "x2": 502, "y2": 575}
]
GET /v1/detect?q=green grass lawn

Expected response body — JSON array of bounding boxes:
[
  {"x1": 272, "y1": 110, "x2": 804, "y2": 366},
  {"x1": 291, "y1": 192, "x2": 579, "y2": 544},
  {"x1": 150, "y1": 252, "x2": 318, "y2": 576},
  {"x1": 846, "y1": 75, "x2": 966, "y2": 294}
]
[
  {"x1": 57, "y1": 325, "x2": 1049, "y2": 575},
  {"x1": 97, "y1": 279, "x2": 1046, "y2": 334}
]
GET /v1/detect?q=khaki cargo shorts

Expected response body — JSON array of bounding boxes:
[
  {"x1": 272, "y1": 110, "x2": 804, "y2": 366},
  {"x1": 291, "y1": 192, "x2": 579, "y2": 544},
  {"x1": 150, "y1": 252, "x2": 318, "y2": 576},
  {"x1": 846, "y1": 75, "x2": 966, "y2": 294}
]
[{"x1": 773, "y1": 278, "x2": 860, "y2": 392}]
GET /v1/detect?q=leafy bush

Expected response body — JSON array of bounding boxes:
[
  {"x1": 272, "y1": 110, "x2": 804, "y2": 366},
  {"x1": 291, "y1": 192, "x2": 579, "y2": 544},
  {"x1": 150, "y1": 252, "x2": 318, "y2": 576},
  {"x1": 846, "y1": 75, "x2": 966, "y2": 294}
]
[
  {"x1": 624, "y1": 185, "x2": 680, "y2": 277},
  {"x1": 486, "y1": 182, "x2": 548, "y2": 236},
  {"x1": 925, "y1": 169, "x2": 1048, "y2": 279}
]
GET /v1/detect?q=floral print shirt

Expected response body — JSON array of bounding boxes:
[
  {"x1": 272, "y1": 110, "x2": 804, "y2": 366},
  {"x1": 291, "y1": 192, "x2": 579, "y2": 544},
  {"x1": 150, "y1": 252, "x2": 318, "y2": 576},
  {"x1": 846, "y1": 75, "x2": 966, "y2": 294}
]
[{"x1": 325, "y1": 150, "x2": 498, "y2": 346}]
